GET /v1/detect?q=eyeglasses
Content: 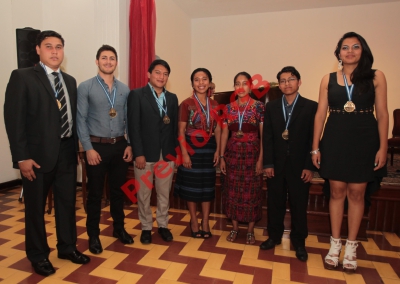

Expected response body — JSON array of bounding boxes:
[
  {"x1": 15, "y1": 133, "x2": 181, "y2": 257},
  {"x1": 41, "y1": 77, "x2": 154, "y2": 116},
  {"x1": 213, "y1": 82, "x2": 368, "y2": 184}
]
[{"x1": 279, "y1": 78, "x2": 297, "y2": 85}]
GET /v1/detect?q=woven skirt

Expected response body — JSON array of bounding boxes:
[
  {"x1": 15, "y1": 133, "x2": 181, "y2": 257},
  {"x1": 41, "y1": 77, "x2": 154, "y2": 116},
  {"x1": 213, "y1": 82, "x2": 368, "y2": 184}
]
[{"x1": 174, "y1": 135, "x2": 216, "y2": 202}]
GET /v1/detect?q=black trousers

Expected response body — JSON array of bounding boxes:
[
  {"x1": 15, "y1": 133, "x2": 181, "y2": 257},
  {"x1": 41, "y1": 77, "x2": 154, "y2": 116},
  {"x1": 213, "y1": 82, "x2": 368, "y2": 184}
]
[
  {"x1": 23, "y1": 137, "x2": 77, "y2": 263},
  {"x1": 85, "y1": 140, "x2": 129, "y2": 237},
  {"x1": 266, "y1": 159, "x2": 310, "y2": 248}
]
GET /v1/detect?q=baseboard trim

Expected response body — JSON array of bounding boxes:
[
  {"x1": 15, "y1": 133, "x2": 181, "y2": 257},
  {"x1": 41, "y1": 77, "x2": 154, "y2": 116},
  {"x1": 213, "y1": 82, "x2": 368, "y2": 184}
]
[{"x1": 0, "y1": 179, "x2": 22, "y2": 192}]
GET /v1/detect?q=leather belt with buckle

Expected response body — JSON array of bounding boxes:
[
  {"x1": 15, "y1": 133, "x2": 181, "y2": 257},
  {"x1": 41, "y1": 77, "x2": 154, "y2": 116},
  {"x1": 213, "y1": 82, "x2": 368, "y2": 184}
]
[{"x1": 90, "y1": 135, "x2": 125, "y2": 144}]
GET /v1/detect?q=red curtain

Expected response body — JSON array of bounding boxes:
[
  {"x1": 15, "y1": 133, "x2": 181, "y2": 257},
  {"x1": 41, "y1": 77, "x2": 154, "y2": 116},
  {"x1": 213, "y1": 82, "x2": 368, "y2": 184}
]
[{"x1": 129, "y1": 0, "x2": 156, "y2": 89}]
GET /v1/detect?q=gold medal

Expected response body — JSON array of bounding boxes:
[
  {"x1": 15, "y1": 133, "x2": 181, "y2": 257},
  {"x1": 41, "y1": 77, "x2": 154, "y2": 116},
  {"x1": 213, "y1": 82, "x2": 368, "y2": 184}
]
[
  {"x1": 163, "y1": 115, "x2": 170, "y2": 124},
  {"x1": 282, "y1": 129, "x2": 289, "y2": 140},
  {"x1": 56, "y1": 99, "x2": 62, "y2": 110},
  {"x1": 344, "y1": 101, "x2": 356, "y2": 112},
  {"x1": 236, "y1": 130, "x2": 244, "y2": 138},
  {"x1": 109, "y1": 108, "x2": 117, "y2": 118}
]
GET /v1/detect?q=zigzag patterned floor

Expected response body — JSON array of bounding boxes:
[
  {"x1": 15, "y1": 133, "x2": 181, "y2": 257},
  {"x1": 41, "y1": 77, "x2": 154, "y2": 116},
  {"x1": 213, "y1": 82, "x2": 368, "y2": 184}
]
[{"x1": 0, "y1": 187, "x2": 399, "y2": 284}]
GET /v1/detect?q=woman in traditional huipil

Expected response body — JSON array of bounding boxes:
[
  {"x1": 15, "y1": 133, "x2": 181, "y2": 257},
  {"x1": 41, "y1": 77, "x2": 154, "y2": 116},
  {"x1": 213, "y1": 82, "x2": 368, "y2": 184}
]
[
  {"x1": 312, "y1": 32, "x2": 388, "y2": 273},
  {"x1": 220, "y1": 72, "x2": 265, "y2": 245},
  {"x1": 174, "y1": 68, "x2": 221, "y2": 239}
]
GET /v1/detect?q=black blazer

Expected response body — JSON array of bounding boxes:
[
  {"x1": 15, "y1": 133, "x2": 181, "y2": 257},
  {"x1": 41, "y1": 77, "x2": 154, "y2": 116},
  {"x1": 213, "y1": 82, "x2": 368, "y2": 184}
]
[
  {"x1": 263, "y1": 95, "x2": 317, "y2": 176},
  {"x1": 127, "y1": 84, "x2": 178, "y2": 162},
  {"x1": 4, "y1": 65, "x2": 78, "y2": 172}
]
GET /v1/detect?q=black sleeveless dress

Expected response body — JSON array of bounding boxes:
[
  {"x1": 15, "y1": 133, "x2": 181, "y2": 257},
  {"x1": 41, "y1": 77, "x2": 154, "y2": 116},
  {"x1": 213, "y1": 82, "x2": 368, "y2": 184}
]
[{"x1": 319, "y1": 72, "x2": 386, "y2": 183}]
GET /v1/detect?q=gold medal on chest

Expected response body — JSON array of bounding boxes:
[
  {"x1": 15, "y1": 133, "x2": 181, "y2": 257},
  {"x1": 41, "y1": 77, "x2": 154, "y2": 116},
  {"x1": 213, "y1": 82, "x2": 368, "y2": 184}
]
[
  {"x1": 344, "y1": 101, "x2": 356, "y2": 112},
  {"x1": 163, "y1": 115, "x2": 170, "y2": 124},
  {"x1": 236, "y1": 130, "x2": 244, "y2": 138},
  {"x1": 282, "y1": 129, "x2": 289, "y2": 140},
  {"x1": 57, "y1": 99, "x2": 62, "y2": 110},
  {"x1": 109, "y1": 108, "x2": 117, "y2": 118}
]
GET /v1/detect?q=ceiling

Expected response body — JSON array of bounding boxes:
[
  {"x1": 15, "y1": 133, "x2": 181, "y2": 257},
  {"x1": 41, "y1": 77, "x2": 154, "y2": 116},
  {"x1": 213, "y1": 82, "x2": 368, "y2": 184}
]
[{"x1": 170, "y1": 0, "x2": 400, "y2": 19}]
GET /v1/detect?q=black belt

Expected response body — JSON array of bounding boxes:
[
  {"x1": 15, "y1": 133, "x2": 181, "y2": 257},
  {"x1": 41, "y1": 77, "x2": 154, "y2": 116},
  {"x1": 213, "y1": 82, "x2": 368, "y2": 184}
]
[
  {"x1": 329, "y1": 107, "x2": 374, "y2": 114},
  {"x1": 90, "y1": 135, "x2": 125, "y2": 144}
]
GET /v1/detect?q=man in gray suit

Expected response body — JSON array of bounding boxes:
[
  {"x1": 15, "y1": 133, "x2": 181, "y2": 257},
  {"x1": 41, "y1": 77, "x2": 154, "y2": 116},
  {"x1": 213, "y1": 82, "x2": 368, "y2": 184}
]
[{"x1": 127, "y1": 59, "x2": 178, "y2": 244}]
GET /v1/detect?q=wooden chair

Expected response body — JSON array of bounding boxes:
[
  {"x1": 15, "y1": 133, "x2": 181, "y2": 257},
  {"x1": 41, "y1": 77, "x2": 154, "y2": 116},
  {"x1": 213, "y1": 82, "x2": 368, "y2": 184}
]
[{"x1": 388, "y1": 109, "x2": 400, "y2": 166}]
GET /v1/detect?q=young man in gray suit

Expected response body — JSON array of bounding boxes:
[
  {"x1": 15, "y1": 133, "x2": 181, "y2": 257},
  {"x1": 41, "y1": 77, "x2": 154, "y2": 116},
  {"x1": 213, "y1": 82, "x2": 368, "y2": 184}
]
[{"x1": 127, "y1": 59, "x2": 179, "y2": 244}]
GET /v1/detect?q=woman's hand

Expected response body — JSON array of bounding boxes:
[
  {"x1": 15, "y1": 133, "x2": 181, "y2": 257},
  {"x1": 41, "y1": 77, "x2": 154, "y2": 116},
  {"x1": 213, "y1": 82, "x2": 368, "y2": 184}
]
[
  {"x1": 256, "y1": 159, "x2": 263, "y2": 176},
  {"x1": 213, "y1": 152, "x2": 219, "y2": 167},
  {"x1": 182, "y1": 153, "x2": 192, "y2": 169},
  {"x1": 312, "y1": 152, "x2": 321, "y2": 169},
  {"x1": 220, "y1": 159, "x2": 226, "y2": 175},
  {"x1": 374, "y1": 148, "x2": 387, "y2": 170}
]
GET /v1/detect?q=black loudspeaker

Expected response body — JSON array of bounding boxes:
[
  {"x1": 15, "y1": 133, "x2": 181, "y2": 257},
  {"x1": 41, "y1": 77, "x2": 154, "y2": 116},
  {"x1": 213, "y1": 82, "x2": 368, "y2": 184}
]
[{"x1": 16, "y1": 27, "x2": 41, "y2": 69}]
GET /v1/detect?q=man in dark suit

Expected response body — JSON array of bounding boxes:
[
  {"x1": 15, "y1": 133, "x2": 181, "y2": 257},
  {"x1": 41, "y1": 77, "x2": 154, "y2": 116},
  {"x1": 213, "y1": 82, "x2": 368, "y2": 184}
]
[
  {"x1": 127, "y1": 59, "x2": 178, "y2": 244},
  {"x1": 260, "y1": 66, "x2": 317, "y2": 262},
  {"x1": 4, "y1": 30, "x2": 90, "y2": 276}
]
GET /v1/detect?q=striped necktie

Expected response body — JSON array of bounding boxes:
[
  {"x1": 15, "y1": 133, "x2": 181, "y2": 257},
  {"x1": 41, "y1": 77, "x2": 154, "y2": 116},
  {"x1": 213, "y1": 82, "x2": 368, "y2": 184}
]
[{"x1": 52, "y1": 72, "x2": 69, "y2": 138}]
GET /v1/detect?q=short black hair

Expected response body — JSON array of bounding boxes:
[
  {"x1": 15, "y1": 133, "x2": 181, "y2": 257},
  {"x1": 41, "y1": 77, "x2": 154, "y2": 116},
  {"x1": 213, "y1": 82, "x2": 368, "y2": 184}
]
[
  {"x1": 190, "y1": 68, "x2": 212, "y2": 83},
  {"x1": 96, "y1": 45, "x2": 118, "y2": 61},
  {"x1": 36, "y1": 30, "x2": 64, "y2": 47},
  {"x1": 148, "y1": 59, "x2": 171, "y2": 74},
  {"x1": 276, "y1": 66, "x2": 301, "y2": 81}
]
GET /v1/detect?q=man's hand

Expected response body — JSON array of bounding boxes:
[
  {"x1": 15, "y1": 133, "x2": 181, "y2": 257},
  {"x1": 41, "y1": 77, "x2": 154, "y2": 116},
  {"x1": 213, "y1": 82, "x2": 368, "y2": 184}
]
[
  {"x1": 135, "y1": 156, "x2": 146, "y2": 170},
  {"x1": 301, "y1": 169, "x2": 313, "y2": 183},
  {"x1": 86, "y1": 149, "x2": 102, "y2": 165},
  {"x1": 19, "y1": 159, "x2": 40, "y2": 181},
  {"x1": 123, "y1": 146, "x2": 133, "y2": 162},
  {"x1": 264, "y1": 168, "x2": 274, "y2": 178}
]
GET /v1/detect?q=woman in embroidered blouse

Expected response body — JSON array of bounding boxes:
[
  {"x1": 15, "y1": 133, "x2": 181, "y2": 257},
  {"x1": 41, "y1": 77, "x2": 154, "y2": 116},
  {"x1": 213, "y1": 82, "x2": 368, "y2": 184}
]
[
  {"x1": 174, "y1": 68, "x2": 221, "y2": 239},
  {"x1": 220, "y1": 72, "x2": 265, "y2": 245}
]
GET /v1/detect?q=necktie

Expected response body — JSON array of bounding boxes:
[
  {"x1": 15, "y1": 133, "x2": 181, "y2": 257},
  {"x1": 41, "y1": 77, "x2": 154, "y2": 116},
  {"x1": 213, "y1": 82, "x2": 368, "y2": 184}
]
[
  {"x1": 162, "y1": 97, "x2": 167, "y2": 117},
  {"x1": 52, "y1": 72, "x2": 69, "y2": 138}
]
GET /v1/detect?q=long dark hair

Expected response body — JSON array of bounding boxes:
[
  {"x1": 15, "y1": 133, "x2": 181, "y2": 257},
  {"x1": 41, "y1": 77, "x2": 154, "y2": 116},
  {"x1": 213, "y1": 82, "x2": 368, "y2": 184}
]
[
  {"x1": 190, "y1": 68, "x2": 212, "y2": 83},
  {"x1": 334, "y1": 32, "x2": 375, "y2": 93}
]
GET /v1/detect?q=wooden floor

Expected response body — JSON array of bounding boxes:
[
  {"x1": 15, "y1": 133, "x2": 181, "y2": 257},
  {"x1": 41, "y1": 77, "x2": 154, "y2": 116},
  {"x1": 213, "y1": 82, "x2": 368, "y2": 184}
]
[{"x1": 0, "y1": 186, "x2": 399, "y2": 284}]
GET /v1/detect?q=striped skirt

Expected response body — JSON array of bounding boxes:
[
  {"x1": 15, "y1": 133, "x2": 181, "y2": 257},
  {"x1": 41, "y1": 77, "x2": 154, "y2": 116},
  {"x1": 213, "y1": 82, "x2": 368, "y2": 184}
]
[{"x1": 174, "y1": 135, "x2": 216, "y2": 202}]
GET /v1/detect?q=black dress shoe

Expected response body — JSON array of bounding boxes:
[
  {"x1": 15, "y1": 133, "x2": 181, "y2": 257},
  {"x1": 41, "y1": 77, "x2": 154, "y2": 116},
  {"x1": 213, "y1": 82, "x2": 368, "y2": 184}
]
[
  {"x1": 259, "y1": 238, "x2": 281, "y2": 250},
  {"x1": 58, "y1": 249, "x2": 91, "y2": 264},
  {"x1": 295, "y1": 246, "x2": 308, "y2": 262},
  {"x1": 89, "y1": 236, "x2": 103, "y2": 254},
  {"x1": 140, "y1": 230, "x2": 152, "y2": 244},
  {"x1": 158, "y1": 227, "x2": 173, "y2": 242},
  {"x1": 113, "y1": 229, "x2": 134, "y2": 244},
  {"x1": 31, "y1": 258, "x2": 55, "y2": 276}
]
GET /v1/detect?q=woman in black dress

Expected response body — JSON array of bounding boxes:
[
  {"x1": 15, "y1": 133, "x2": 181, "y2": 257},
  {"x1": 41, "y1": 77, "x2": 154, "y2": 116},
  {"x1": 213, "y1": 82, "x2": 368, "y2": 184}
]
[{"x1": 312, "y1": 32, "x2": 388, "y2": 273}]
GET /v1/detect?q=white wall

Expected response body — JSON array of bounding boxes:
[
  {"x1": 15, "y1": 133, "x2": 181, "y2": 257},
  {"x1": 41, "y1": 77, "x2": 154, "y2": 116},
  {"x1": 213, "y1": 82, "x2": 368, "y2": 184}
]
[
  {"x1": 0, "y1": 0, "x2": 130, "y2": 183},
  {"x1": 0, "y1": 0, "x2": 19, "y2": 182},
  {"x1": 155, "y1": 0, "x2": 191, "y2": 101},
  {"x1": 191, "y1": 2, "x2": 400, "y2": 132}
]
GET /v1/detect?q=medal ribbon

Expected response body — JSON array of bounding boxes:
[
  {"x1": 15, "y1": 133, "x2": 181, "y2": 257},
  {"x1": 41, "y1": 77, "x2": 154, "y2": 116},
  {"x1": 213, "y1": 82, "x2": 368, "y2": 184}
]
[
  {"x1": 40, "y1": 62, "x2": 60, "y2": 98},
  {"x1": 237, "y1": 98, "x2": 251, "y2": 131},
  {"x1": 282, "y1": 93, "x2": 300, "y2": 131},
  {"x1": 96, "y1": 75, "x2": 116, "y2": 109},
  {"x1": 149, "y1": 85, "x2": 168, "y2": 117},
  {"x1": 342, "y1": 73, "x2": 354, "y2": 102},
  {"x1": 193, "y1": 92, "x2": 210, "y2": 129}
]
